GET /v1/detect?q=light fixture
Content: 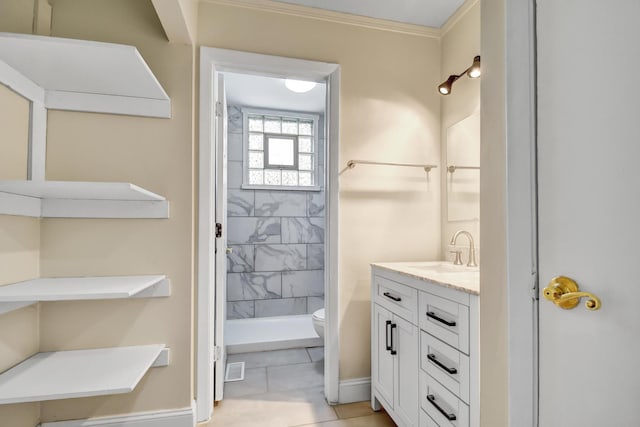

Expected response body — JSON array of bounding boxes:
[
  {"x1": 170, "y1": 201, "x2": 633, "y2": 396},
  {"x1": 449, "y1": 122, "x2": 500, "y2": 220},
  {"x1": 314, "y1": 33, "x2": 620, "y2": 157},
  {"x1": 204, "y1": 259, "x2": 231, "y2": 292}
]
[
  {"x1": 285, "y1": 79, "x2": 317, "y2": 93},
  {"x1": 437, "y1": 55, "x2": 481, "y2": 95}
]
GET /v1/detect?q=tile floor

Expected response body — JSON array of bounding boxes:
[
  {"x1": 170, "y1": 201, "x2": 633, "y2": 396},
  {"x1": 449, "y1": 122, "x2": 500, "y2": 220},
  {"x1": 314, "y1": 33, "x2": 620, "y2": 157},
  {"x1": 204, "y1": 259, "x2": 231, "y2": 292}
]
[{"x1": 199, "y1": 347, "x2": 396, "y2": 427}]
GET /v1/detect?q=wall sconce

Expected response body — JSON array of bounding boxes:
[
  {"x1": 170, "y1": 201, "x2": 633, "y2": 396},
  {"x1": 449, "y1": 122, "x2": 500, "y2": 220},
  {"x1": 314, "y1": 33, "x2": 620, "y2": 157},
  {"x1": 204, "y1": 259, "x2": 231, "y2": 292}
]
[{"x1": 438, "y1": 55, "x2": 481, "y2": 95}]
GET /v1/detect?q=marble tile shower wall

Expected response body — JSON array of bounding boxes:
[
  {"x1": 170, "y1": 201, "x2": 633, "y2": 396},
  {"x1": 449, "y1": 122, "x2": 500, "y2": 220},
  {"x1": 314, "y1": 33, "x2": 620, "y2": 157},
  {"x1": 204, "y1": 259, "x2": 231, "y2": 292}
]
[{"x1": 226, "y1": 105, "x2": 325, "y2": 320}]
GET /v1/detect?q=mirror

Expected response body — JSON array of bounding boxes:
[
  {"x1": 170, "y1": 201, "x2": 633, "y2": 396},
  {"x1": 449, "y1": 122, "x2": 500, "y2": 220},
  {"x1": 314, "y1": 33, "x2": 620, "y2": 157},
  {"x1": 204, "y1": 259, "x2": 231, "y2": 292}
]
[{"x1": 446, "y1": 113, "x2": 480, "y2": 221}]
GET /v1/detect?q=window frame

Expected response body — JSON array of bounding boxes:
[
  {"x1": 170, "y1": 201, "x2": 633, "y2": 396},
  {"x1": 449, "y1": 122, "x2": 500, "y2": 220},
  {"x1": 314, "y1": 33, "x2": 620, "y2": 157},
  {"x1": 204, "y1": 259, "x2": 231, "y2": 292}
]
[
  {"x1": 241, "y1": 107, "x2": 321, "y2": 191},
  {"x1": 264, "y1": 134, "x2": 299, "y2": 170}
]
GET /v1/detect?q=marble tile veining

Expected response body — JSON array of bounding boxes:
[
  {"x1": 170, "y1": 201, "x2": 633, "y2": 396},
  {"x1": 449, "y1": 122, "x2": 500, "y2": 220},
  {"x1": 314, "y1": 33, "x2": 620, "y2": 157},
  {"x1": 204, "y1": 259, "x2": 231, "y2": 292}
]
[
  {"x1": 307, "y1": 296, "x2": 324, "y2": 314},
  {"x1": 307, "y1": 244, "x2": 325, "y2": 270},
  {"x1": 255, "y1": 244, "x2": 307, "y2": 271},
  {"x1": 255, "y1": 191, "x2": 307, "y2": 217},
  {"x1": 228, "y1": 301, "x2": 255, "y2": 319},
  {"x1": 282, "y1": 270, "x2": 324, "y2": 297},
  {"x1": 282, "y1": 217, "x2": 324, "y2": 244},
  {"x1": 255, "y1": 297, "x2": 307, "y2": 317},
  {"x1": 227, "y1": 272, "x2": 282, "y2": 301},
  {"x1": 227, "y1": 105, "x2": 243, "y2": 134},
  {"x1": 308, "y1": 191, "x2": 325, "y2": 217},
  {"x1": 227, "y1": 245, "x2": 255, "y2": 273},
  {"x1": 228, "y1": 217, "x2": 281, "y2": 244},
  {"x1": 228, "y1": 189, "x2": 254, "y2": 216}
]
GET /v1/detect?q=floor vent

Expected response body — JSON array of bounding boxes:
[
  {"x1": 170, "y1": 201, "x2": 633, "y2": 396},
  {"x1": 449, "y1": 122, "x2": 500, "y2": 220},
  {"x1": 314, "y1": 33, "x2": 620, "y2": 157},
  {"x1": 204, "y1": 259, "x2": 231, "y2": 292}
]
[{"x1": 225, "y1": 361, "x2": 245, "y2": 382}]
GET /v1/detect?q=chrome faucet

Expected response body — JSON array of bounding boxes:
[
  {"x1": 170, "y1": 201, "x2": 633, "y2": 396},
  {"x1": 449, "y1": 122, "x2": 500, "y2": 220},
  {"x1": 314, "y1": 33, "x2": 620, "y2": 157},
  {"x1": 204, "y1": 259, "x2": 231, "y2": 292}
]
[{"x1": 450, "y1": 230, "x2": 477, "y2": 267}]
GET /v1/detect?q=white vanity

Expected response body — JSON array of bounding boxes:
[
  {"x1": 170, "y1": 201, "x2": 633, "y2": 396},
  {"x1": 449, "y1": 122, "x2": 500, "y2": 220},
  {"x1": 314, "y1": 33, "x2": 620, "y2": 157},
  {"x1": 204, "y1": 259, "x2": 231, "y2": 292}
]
[{"x1": 371, "y1": 262, "x2": 479, "y2": 427}]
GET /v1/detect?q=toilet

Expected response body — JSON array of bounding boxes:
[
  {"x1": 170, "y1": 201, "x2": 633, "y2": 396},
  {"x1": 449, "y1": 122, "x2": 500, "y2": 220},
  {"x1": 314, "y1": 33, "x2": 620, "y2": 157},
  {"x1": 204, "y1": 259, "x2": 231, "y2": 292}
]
[{"x1": 312, "y1": 308, "x2": 325, "y2": 339}]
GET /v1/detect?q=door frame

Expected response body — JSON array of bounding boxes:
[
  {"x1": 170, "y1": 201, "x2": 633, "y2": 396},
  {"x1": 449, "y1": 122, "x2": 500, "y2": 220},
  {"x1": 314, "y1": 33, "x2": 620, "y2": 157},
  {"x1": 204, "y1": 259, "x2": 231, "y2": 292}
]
[
  {"x1": 197, "y1": 46, "x2": 340, "y2": 422},
  {"x1": 494, "y1": 0, "x2": 539, "y2": 425}
]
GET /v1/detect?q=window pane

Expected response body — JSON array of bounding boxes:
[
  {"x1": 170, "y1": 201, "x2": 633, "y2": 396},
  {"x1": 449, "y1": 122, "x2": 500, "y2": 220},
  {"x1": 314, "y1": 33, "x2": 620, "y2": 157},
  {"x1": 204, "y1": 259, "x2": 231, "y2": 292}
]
[
  {"x1": 249, "y1": 133, "x2": 264, "y2": 150},
  {"x1": 264, "y1": 117, "x2": 281, "y2": 133},
  {"x1": 299, "y1": 120, "x2": 313, "y2": 135},
  {"x1": 249, "y1": 151, "x2": 264, "y2": 168},
  {"x1": 298, "y1": 136, "x2": 312, "y2": 153},
  {"x1": 267, "y1": 137, "x2": 295, "y2": 166},
  {"x1": 282, "y1": 119, "x2": 298, "y2": 134},
  {"x1": 282, "y1": 170, "x2": 298, "y2": 186},
  {"x1": 299, "y1": 171, "x2": 313, "y2": 186},
  {"x1": 264, "y1": 169, "x2": 281, "y2": 185},
  {"x1": 249, "y1": 169, "x2": 264, "y2": 185},
  {"x1": 248, "y1": 116, "x2": 263, "y2": 132},
  {"x1": 299, "y1": 154, "x2": 312, "y2": 171}
]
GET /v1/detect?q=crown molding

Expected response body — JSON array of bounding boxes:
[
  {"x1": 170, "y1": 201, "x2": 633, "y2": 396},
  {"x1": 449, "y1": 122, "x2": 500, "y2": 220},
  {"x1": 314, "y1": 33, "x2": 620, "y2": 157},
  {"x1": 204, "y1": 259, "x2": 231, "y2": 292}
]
[
  {"x1": 440, "y1": 0, "x2": 479, "y2": 37},
  {"x1": 201, "y1": 0, "x2": 441, "y2": 38}
]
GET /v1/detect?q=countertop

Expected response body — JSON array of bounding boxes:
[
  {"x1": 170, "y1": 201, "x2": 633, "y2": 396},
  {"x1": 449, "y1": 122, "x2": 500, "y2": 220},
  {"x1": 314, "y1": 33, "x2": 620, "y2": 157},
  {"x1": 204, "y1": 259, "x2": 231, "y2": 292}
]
[{"x1": 371, "y1": 261, "x2": 479, "y2": 295}]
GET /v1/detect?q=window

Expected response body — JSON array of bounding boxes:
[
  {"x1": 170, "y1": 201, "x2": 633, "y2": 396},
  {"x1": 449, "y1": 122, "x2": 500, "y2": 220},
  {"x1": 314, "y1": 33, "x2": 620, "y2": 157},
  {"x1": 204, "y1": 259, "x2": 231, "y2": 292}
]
[{"x1": 242, "y1": 108, "x2": 320, "y2": 190}]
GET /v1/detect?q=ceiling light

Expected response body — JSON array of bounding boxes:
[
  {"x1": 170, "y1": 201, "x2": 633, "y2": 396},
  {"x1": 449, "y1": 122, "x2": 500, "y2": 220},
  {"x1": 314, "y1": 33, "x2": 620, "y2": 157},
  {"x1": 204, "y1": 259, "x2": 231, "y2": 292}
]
[
  {"x1": 285, "y1": 79, "x2": 317, "y2": 93},
  {"x1": 437, "y1": 55, "x2": 481, "y2": 95}
]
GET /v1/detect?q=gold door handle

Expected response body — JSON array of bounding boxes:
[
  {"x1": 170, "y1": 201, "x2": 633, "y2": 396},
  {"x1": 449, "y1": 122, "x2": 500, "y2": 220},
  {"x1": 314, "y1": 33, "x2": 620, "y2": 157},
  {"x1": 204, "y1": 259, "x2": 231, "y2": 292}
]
[{"x1": 543, "y1": 276, "x2": 601, "y2": 311}]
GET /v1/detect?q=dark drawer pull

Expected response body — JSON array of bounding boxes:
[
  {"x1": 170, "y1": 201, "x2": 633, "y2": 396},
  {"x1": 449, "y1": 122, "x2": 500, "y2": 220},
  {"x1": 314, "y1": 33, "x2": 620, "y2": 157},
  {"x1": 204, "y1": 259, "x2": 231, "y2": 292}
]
[
  {"x1": 385, "y1": 320, "x2": 392, "y2": 351},
  {"x1": 426, "y1": 311, "x2": 456, "y2": 327},
  {"x1": 390, "y1": 323, "x2": 397, "y2": 355},
  {"x1": 427, "y1": 394, "x2": 457, "y2": 421},
  {"x1": 427, "y1": 353, "x2": 457, "y2": 374},
  {"x1": 383, "y1": 292, "x2": 402, "y2": 302}
]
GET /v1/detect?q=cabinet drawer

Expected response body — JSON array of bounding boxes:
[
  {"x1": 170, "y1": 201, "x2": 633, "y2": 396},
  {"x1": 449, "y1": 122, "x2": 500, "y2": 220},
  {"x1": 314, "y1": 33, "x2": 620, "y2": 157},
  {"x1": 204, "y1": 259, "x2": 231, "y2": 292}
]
[
  {"x1": 419, "y1": 292, "x2": 469, "y2": 354},
  {"x1": 420, "y1": 370, "x2": 469, "y2": 427},
  {"x1": 420, "y1": 409, "x2": 439, "y2": 427},
  {"x1": 421, "y1": 331, "x2": 470, "y2": 404},
  {"x1": 374, "y1": 276, "x2": 418, "y2": 324}
]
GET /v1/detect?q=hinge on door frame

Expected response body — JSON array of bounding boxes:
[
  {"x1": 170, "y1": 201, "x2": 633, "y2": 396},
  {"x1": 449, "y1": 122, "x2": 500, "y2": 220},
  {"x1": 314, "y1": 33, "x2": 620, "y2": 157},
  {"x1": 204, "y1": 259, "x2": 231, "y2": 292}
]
[
  {"x1": 213, "y1": 346, "x2": 222, "y2": 362},
  {"x1": 215, "y1": 101, "x2": 223, "y2": 118},
  {"x1": 215, "y1": 222, "x2": 222, "y2": 238}
]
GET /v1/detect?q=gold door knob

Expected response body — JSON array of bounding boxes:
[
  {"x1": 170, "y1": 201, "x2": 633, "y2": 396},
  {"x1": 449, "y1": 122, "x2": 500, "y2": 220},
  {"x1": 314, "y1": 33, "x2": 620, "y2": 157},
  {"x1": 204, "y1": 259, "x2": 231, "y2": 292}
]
[
  {"x1": 543, "y1": 276, "x2": 601, "y2": 311},
  {"x1": 542, "y1": 276, "x2": 602, "y2": 310}
]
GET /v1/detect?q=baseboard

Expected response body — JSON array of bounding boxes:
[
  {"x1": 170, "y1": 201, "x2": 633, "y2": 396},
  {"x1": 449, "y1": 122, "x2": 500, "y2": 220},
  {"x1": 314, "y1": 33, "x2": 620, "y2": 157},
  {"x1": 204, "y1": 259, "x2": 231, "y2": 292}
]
[
  {"x1": 39, "y1": 401, "x2": 196, "y2": 427},
  {"x1": 338, "y1": 377, "x2": 371, "y2": 404}
]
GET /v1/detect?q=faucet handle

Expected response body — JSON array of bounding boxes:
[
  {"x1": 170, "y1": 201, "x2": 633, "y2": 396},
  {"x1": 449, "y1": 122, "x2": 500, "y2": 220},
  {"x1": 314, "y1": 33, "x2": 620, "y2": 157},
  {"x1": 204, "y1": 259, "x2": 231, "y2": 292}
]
[{"x1": 450, "y1": 250, "x2": 463, "y2": 266}]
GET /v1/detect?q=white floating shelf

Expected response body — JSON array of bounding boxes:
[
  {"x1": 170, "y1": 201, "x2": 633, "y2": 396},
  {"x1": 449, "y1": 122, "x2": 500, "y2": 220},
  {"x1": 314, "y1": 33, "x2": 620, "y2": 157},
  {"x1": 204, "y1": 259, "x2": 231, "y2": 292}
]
[
  {"x1": 0, "y1": 33, "x2": 171, "y2": 118},
  {"x1": 0, "y1": 275, "x2": 170, "y2": 302},
  {"x1": 0, "y1": 180, "x2": 169, "y2": 218},
  {"x1": 0, "y1": 345, "x2": 168, "y2": 404}
]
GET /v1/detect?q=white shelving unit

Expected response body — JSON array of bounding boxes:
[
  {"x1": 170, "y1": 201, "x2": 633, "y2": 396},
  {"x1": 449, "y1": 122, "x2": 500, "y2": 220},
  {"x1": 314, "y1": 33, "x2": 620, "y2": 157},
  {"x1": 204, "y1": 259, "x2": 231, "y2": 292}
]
[
  {"x1": 0, "y1": 180, "x2": 169, "y2": 218},
  {"x1": 0, "y1": 275, "x2": 171, "y2": 316},
  {"x1": 0, "y1": 33, "x2": 173, "y2": 407},
  {"x1": 0, "y1": 345, "x2": 169, "y2": 404},
  {"x1": 0, "y1": 32, "x2": 171, "y2": 118}
]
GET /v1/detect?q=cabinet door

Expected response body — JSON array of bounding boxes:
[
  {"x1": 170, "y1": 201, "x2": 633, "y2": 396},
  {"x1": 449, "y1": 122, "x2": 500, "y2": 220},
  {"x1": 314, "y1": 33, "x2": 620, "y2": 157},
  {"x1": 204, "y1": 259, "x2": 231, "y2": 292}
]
[
  {"x1": 372, "y1": 304, "x2": 394, "y2": 409},
  {"x1": 394, "y1": 315, "x2": 420, "y2": 427}
]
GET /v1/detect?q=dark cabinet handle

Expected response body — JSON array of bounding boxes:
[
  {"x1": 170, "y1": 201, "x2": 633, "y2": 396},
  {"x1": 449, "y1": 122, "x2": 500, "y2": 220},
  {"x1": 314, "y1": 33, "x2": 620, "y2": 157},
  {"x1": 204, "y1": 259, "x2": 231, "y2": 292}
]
[
  {"x1": 427, "y1": 394, "x2": 456, "y2": 421},
  {"x1": 426, "y1": 311, "x2": 456, "y2": 327},
  {"x1": 383, "y1": 292, "x2": 402, "y2": 302},
  {"x1": 385, "y1": 320, "x2": 392, "y2": 351},
  {"x1": 427, "y1": 353, "x2": 457, "y2": 374},
  {"x1": 390, "y1": 323, "x2": 397, "y2": 355}
]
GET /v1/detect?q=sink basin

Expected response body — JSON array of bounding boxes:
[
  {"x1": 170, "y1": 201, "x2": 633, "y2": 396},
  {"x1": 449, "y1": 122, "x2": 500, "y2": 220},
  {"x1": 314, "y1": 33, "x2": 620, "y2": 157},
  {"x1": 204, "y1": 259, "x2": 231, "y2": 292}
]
[{"x1": 404, "y1": 262, "x2": 478, "y2": 274}]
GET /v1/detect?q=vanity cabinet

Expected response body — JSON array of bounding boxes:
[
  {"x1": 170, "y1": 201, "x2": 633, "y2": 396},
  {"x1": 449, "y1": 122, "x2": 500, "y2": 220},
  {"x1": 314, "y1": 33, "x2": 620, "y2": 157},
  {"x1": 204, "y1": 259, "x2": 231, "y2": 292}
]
[{"x1": 371, "y1": 264, "x2": 479, "y2": 427}]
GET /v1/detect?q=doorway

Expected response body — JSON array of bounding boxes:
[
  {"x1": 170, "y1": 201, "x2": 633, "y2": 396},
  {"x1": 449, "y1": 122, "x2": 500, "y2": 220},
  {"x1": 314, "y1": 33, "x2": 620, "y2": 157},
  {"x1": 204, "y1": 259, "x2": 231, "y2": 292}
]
[{"x1": 197, "y1": 47, "x2": 340, "y2": 423}]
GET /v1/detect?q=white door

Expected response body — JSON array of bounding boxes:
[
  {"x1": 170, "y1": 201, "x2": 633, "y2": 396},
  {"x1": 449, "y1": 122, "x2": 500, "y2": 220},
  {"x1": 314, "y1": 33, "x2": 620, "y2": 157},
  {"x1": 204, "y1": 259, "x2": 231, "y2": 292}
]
[
  {"x1": 214, "y1": 73, "x2": 228, "y2": 401},
  {"x1": 393, "y1": 315, "x2": 418, "y2": 427},
  {"x1": 537, "y1": 1, "x2": 640, "y2": 425},
  {"x1": 372, "y1": 304, "x2": 395, "y2": 408}
]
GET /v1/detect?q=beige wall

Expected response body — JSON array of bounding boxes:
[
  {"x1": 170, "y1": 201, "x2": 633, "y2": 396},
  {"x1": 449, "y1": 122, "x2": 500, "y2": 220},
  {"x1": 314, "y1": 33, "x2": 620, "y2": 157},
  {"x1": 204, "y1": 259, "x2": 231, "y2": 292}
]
[
  {"x1": 440, "y1": 1, "x2": 481, "y2": 257},
  {"x1": 0, "y1": 0, "x2": 195, "y2": 424},
  {"x1": 197, "y1": 2, "x2": 443, "y2": 381},
  {"x1": 0, "y1": 85, "x2": 41, "y2": 425},
  {"x1": 480, "y1": 0, "x2": 508, "y2": 425}
]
